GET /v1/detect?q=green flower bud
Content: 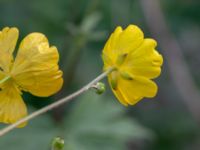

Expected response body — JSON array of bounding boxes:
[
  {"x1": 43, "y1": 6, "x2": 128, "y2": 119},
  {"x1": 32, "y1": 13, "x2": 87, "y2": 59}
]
[
  {"x1": 94, "y1": 82, "x2": 106, "y2": 94},
  {"x1": 51, "y1": 137, "x2": 64, "y2": 150}
]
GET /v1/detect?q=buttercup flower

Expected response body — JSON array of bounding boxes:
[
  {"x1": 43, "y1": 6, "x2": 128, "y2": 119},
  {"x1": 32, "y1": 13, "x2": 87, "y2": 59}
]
[
  {"x1": 0, "y1": 27, "x2": 63, "y2": 127},
  {"x1": 102, "y1": 25, "x2": 163, "y2": 106}
]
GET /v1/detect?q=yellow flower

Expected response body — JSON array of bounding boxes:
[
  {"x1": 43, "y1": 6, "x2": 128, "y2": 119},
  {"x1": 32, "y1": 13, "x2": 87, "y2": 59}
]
[
  {"x1": 0, "y1": 27, "x2": 63, "y2": 127},
  {"x1": 102, "y1": 25, "x2": 163, "y2": 106}
]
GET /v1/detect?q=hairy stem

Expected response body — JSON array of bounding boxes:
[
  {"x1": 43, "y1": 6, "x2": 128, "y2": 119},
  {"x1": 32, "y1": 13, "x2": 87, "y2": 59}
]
[{"x1": 0, "y1": 68, "x2": 113, "y2": 137}]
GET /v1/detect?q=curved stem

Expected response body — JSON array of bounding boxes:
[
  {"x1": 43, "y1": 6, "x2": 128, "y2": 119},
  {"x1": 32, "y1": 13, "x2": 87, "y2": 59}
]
[{"x1": 0, "y1": 68, "x2": 114, "y2": 137}]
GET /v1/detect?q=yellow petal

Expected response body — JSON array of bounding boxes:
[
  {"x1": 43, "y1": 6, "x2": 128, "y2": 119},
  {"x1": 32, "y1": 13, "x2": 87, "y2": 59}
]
[
  {"x1": 110, "y1": 76, "x2": 157, "y2": 106},
  {"x1": 122, "y1": 39, "x2": 163, "y2": 79},
  {"x1": 102, "y1": 26, "x2": 122, "y2": 69},
  {"x1": 115, "y1": 25, "x2": 144, "y2": 54},
  {"x1": 108, "y1": 75, "x2": 128, "y2": 106},
  {"x1": 102, "y1": 25, "x2": 144, "y2": 69},
  {"x1": 0, "y1": 71, "x2": 6, "y2": 81},
  {"x1": 0, "y1": 27, "x2": 19, "y2": 73},
  {"x1": 0, "y1": 74, "x2": 10, "y2": 90},
  {"x1": 11, "y1": 33, "x2": 63, "y2": 97},
  {"x1": 0, "y1": 82, "x2": 27, "y2": 127},
  {"x1": 0, "y1": 71, "x2": 6, "y2": 90},
  {"x1": 112, "y1": 88, "x2": 142, "y2": 106}
]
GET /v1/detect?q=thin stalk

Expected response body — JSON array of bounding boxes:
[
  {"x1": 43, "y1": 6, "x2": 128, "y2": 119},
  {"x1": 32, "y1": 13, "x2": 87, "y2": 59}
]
[{"x1": 0, "y1": 68, "x2": 114, "y2": 137}]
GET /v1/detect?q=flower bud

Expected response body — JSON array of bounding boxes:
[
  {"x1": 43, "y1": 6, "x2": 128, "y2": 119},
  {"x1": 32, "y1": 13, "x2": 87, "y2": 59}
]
[
  {"x1": 51, "y1": 137, "x2": 64, "y2": 150},
  {"x1": 94, "y1": 82, "x2": 106, "y2": 94}
]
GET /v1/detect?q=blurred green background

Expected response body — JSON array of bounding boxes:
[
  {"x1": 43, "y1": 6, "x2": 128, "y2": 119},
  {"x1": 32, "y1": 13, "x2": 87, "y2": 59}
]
[{"x1": 0, "y1": 0, "x2": 200, "y2": 150}]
